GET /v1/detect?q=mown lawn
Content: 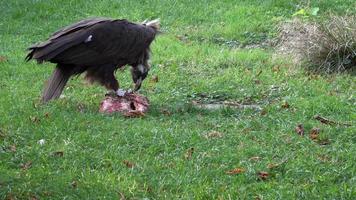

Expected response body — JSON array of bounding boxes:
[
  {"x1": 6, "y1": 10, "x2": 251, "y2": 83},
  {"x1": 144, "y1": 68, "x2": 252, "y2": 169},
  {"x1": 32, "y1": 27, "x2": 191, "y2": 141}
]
[{"x1": 0, "y1": 0, "x2": 355, "y2": 199}]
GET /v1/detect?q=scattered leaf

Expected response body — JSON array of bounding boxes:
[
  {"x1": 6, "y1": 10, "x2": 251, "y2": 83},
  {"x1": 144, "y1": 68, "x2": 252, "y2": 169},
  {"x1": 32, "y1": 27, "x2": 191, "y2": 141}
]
[
  {"x1": 254, "y1": 79, "x2": 261, "y2": 84},
  {"x1": 295, "y1": 124, "x2": 304, "y2": 136},
  {"x1": 123, "y1": 160, "x2": 135, "y2": 168},
  {"x1": 71, "y1": 181, "x2": 77, "y2": 188},
  {"x1": 9, "y1": 145, "x2": 16, "y2": 152},
  {"x1": 281, "y1": 101, "x2": 290, "y2": 109},
  {"x1": 226, "y1": 168, "x2": 245, "y2": 175},
  {"x1": 309, "y1": 128, "x2": 320, "y2": 140},
  {"x1": 0, "y1": 56, "x2": 7, "y2": 63},
  {"x1": 317, "y1": 139, "x2": 331, "y2": 145},
  {"x1": 38, "y1": 139, "x2": 45, "y2": 145},
  {"x1": 29, "y1": 116, "x2": 40, "y2": 123},
  {"x1": 151, "y1": 75, "x2": 159, "y2": 83},
  {"x1": 257, "y1": 171, "x2": 269, "y2": 180},
  {"x1": 205, "y1": 131, "x2": 224, "y2": 139},
  {"x1": 44, "y1": 112, "x2": 50, "y2": 118},
  {"x1": 160, "y1": 108, "x2": 172, "y2": 116},
  {"x1": 118, "y1": 192, "x2": 126, "y2": 200},
  {"x1": 272, "y1": 65, "x2": 280, "y2": 72},
  {"x1": 267, "y1": 163, "x2": 279, "y2": 169},
  {"x1": 184, "y1": 147, "x2": 194, "y2": 160},
  {"x1": 249, "y1": 156, "x2": 261, "y2": 161},
  {"x1": 123, "y1": 110, "x2": 145, "y2": 118},
  {"x1": 52, "y1": 151, "x2": 64, "y2": 157},
  {"x1": 260, "y1": 109, "x2": 268, "y2": 116},
  {"x1": 21, "y1": 161, "x2": 32, "y2": 170},
  {"x1": 30, "y1": 195, "x2": 38, "y2": 200}
]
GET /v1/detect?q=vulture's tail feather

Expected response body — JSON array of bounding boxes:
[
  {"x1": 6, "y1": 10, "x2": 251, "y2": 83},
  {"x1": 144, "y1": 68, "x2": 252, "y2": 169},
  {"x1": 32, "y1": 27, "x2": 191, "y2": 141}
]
[{"x1": 42, "y1": 67, "x2": 71, "y2": 103}]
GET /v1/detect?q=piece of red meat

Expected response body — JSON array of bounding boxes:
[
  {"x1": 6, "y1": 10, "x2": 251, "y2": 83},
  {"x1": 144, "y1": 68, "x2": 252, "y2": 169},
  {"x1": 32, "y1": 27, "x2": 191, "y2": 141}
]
[{"x1": 99, "y1": 93, "x2": 149, "y2": 114}]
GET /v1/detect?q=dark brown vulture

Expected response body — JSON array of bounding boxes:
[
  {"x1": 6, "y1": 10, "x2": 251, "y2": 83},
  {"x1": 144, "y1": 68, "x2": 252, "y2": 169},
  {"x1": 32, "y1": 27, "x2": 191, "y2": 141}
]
[{"x1": 26, "y1": 18, "x2": 160, "y2": 102}]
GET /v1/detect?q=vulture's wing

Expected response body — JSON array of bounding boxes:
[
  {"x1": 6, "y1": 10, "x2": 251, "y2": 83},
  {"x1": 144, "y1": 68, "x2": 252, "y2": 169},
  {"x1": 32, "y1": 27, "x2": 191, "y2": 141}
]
[{"x1": 27, "y1": 19, "x2": 156, "y2": 66}]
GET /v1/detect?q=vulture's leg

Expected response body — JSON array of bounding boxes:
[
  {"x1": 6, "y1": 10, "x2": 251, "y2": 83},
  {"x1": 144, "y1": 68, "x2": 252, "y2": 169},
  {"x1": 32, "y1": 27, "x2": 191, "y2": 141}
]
[{"x1": 86, "y1": 65, "x2": 124, "y2": 96}]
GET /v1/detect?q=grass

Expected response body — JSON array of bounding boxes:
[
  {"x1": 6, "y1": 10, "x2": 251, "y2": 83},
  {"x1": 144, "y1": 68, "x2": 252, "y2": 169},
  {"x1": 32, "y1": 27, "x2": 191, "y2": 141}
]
[{"x1": 0, "y1": 0, "x2": 355, "y2": 199}]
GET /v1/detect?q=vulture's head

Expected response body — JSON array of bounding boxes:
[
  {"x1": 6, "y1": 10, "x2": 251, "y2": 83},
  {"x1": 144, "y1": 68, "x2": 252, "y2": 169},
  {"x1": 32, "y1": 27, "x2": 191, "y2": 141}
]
[
  {"x1": 131, "y1": 63, "x2": 149, "y2": 91},
  {"x1": 131, "y1": 19, "x2": 160, "y2": 91}
]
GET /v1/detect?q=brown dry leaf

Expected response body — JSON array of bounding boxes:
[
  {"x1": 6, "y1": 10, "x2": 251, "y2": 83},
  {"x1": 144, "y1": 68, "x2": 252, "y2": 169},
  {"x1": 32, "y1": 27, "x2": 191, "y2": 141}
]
[
  {"x1": 30, "y1": 195, "x2": 38, "y2": 200},
  {"x1": 254, "y1": 79, "x2": 261, "y2": 84},
  {"x1": 71, "y1": 181, "x2": 77, "y2": 188},
  {"x1": 123, "y1": 111, "x2": 145, "y2": 118},
  {"x1": 21, "y1": 161, "x2": 32, "y2": 170},
  {"x1": 295, "y1": 124, "x2": 304, "y2": 136},
  {"x1": 272, "y1": 65, "x2": 280, "y2": 72},
  {"x1": 309, "y1": 128, "x2": 320, "y2": 140},
  {"x1": 44, "y1": 112, "x2": 50, "y2": 118},
  {"x1": 123, "y1": 160, "x2": 135, "y2": 168},
  {"x1": 317, "y1": 139, "x2": 331, "y2": 145},
  {"x1": 205, "y1": 131, "x2": 224, "y2": 139},
  {"x1": 281, "y1": 101, "x2": 290, "y2": 109},
  {"x1": 260, "y1": 109, "x2": 268, "y2": 116},
  {"x1": 0, "y1": 56, "x2": 7, "y2": 63},
  {"x1": 9, "y1": 145, "x2": 16, "y2": 152},
  {"x1": 226, "y1": 168, "x2": 245, "y2": 175},
  {"x1": 258, "y1": 171, "x2": 269, "y2": 180},
  {"x1": 160, "y1": 108, "x2": 172, "y2": 116},
  {"x1": 151, "y1": 75, "x2": 159, "y2": 83},
  {"x1": 29, "y1": 116, "x2": 40, "y2": 123},
  {"x1": 52, "y1": 151, "x2": 64, "y2": 157},
  {"x1": 267, "y1": 163, "x2": 279, "y2": 169},
  {"x1": 184, "y1": 147, "x2": 194, "y2": 160},
  {"x1": 249, "y1": 156, "x2": 261, "y2": 161},
  {"x1": 118, "y1": 192, "x2": 126, "y2": 200}
]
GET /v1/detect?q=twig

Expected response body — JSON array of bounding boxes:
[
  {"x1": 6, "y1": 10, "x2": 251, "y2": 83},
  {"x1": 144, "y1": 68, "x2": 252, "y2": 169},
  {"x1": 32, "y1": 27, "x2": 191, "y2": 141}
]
[{"x1": 314, "y1": 115, "x2": 352, "y2": 126}]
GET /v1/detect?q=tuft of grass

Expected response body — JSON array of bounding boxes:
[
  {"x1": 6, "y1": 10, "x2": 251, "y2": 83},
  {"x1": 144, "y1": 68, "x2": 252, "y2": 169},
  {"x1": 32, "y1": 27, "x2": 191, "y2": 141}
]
[{"x1": 276, "y1": 16, "x2": 356, "y2": 73}]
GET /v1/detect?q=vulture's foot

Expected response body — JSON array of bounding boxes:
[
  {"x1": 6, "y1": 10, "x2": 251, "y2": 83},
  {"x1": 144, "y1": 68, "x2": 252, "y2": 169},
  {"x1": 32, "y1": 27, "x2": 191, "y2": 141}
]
[{"x1": 116, "y1": 89, "x2": 126, "y2": 97}]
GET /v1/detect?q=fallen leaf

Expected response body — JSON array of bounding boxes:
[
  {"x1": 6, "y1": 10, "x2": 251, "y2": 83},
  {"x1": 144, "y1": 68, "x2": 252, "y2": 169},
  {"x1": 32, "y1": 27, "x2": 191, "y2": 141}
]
[
  {"x1": 123, "y1": 160, "x2": 135, "y2": 168},
  {"x1": 9, "y1": 145, "x2": 16, "y2": 152},
  {"x1": 118, "y1": 192, "x2": 126, "y2": 200},
  {"x1": 29, "y1": 116, "x2": 40, "y2": 123},
  {"x1": 71, "y1": 181, "x2": 77, "y2": 188},
  {"x1": 254, "y1": 79, "x2": 261, "y2": 84},
  {"x1": 21, "y1": 161, "x2": 32, "y2": 170},
  {"x1": 260, "y1": 109, "x2": 268, "y2": 116},
  {"x1": 150, "y1": 75, "x2": 159, "y2": 83},
  {"x1": 317, "y1": 139, "x2": 331, "y2": 145},
  {"x1": 295, "y1": 124, "x2": 304, "y2": 136},
  {"x1": 0, "y1": 56, "x2": 7, "y2": 63},
  {"x1": 30, "y1": 195, "x2": 38, "y2": 200},
  {"x1": 52, "y1": 151, "x2": 64, "y2": 157},
  {"x1": 205, "y1": 131, "x2": 224, "y2": 139},
  {"x1": 267, "y1": 163, "x2": 279, "y2": 169},
  {"x1": 272, "y1": 65, "x2": 280, "y2": 72},
  {"x1": 281, "y1": 101, "x2": 290, "y2": 109},
  {"x1": 160, "y1": 108, "x2": 172, "y2": 116},
  {"x1": 44, "y1": 112, "x2": 50, "y2": 118},
  {"x1": 309, "y1": 128, "x2": 320, "y2": 140},
  {"x1": 226, "y1": 168, "x2": 245, "y2": 175},
  {"x1": 249, "y1": 156, "x2": 261, "y2": 161},
  {"x1": 38, "y1": 139, "x2": 45, "y2": 145},
  {"x1": 123, "y1": 110, "x2": 145, "y2": 118},
  {"x1": 257, "y1": 171, "x2": 269, "y2": 180},
  {"x1": 184, "y1": 147, "x2": 194, "y2": 160}
]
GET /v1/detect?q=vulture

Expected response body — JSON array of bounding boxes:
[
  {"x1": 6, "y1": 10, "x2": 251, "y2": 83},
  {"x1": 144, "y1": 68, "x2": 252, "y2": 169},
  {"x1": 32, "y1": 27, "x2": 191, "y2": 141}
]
[{"x1": 26, "y1": 18, "x2": 160, "y2": 102}]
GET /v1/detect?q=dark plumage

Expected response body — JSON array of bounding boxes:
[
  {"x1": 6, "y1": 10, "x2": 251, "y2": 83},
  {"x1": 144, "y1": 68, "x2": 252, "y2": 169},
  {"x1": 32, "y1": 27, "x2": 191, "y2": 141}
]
[{"x1": 26, "y1": 18, "x2": 159, "y2": 102}]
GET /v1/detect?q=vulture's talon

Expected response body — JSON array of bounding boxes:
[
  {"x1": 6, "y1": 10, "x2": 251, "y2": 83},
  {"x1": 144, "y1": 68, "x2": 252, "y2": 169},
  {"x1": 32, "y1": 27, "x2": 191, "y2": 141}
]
[{"x1": 116, "y1": 89, "x2": 126, "y2": 97}]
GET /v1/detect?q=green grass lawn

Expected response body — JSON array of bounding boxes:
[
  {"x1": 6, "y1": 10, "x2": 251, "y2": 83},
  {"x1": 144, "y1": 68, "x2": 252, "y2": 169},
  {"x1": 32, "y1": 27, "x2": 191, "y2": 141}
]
[{"x1": 1, "y1": 0, "x2": 355, "y2": 199}]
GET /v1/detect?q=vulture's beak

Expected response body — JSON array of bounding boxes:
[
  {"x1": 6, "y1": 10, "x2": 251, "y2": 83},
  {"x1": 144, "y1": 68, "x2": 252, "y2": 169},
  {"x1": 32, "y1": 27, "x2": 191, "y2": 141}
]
[{"x1": 134, "y1": 77, "x2": 143, "y2": 91}]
